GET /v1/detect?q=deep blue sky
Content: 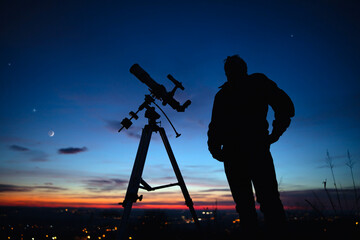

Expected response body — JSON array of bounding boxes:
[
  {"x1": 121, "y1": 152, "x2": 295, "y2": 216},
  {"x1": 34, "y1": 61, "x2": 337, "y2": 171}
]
[{"x1": 0, "y1": 0, "x2": 359, "y2": 208}]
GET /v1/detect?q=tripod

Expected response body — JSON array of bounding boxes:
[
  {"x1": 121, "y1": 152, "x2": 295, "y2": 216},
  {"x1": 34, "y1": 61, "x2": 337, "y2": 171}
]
[{"x1": 117, "y1": 105, "x2": 200, "y2": 240}]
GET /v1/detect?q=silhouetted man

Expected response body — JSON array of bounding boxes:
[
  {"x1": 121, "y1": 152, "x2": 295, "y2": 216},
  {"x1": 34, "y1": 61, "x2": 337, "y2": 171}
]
[{"x1": 208, "y1": 55, "x2": 295, "y2": 234}]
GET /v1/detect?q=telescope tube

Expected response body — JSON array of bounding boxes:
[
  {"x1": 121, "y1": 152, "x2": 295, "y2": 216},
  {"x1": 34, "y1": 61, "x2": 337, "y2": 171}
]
[
  {"x1": 129, "y1": 64, "x2": 191, "y2": 112},
  {"x1": 130, "y1": 64, "x2": 159, "y2": 91}
]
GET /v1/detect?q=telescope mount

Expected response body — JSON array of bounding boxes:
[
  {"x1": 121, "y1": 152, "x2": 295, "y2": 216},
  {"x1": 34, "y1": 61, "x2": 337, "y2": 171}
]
[{"x1": 117, "y1": 94, "x2": 200, "y2": 240}]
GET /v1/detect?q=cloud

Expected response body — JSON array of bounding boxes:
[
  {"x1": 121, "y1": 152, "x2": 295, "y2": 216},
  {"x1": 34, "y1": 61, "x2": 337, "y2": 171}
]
[
  {"x1": 0, "y1": 167, "x2": 101, "y2": 181},
  {"x1": 83, "y1": 178, "x2": 127, "y2": 192},
  {"x1": 7, "y1": 145, "x2": 49, "y2": 162},
  {"x1": 58, "y1": 147, "x2": 88, "y2": 154},
  {"x1": 0, "y1": 183, "x2": 68, "y2": 192},
  {"x1": 0, "y1": 184, "x2": 30, "y2": 192},
  {"x1": 200, "y1": 188, "x2": 229, "y2": 192},
  {"x1": 105, "y1": 120, "x2": 121, "y2": 131},
  {"x1": 33, "y1": 185, "x2": 68, "y2": 192},
  {"x1": 124, "y1": 130, "x2": 141, "y2": 139},
  {"x1": 9, "y1": 145, "x2": 29, "y2": 152}
]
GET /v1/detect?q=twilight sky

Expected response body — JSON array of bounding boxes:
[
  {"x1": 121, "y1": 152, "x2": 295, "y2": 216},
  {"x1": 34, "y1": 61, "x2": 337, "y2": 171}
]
[{"x1": 1, "y1": 0, "x2": 359, "y2": 210}]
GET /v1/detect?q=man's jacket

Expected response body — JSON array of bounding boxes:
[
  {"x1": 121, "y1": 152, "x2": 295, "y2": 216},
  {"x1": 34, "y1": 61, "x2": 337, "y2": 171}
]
[{"x1": 207, "y1": 73, "x2": 295, "y2": 151}]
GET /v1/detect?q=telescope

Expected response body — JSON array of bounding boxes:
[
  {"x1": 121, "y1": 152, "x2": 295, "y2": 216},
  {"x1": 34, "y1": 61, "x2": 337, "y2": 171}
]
[
  {"x1": 117, "y1": 65, "x2": 199, "y2": 240},
  {"x1": 129, "y1": 64, "x2": 191, "y2": 112},
  {"x1": 118, "y1": 64, "x2": 191, "y2": 136}
]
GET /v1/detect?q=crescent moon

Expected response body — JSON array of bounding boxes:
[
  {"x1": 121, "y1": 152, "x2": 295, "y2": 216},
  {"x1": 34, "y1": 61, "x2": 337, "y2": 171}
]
[{"x1": 48, "y1": 130, "x2": 55, "y2": 137}]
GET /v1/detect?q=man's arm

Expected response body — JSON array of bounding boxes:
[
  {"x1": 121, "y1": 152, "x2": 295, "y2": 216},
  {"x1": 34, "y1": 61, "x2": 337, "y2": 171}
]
[
  {"x1": 267, "y1": 79, "x2": 295, "y2": 144},
  {"x1": 207, "y1": 92, "x2": 224, "y2": 161}
]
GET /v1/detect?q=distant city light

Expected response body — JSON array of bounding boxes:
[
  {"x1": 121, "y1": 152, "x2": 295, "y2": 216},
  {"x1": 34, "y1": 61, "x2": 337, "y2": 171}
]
[
  {"x1": 232, "y1": 218, "x2": 240, "y2": 224},
  {"x1": 2, "y1": 207, "x2": 359, "y2": 239},
  {"x1": 202, "y1": 211, "x2": 213, "y2": 215}
]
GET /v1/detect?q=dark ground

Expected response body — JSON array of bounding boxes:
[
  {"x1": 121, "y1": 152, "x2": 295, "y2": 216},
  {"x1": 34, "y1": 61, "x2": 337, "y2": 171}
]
[{"x1": 1, "y1": 207, "x2": 359, "y2": 240}]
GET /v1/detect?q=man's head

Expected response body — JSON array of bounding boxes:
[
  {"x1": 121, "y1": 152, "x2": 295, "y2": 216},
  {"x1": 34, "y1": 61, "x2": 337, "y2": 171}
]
[{"x1": 224, "y1": 55, "x2": 248, "y2": 82}]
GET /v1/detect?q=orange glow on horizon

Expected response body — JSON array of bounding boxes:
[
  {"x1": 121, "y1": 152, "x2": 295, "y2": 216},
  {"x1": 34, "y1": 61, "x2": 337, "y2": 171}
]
[
  {"x1": 0, "y1": 198, "x2": 234, "y2": 210},
  {"x1": 0, "y1": 192, "x2": 306, "y2": 210},
  {"x1": 0, "y1": 198, "x2": 304, "y2": 210}
]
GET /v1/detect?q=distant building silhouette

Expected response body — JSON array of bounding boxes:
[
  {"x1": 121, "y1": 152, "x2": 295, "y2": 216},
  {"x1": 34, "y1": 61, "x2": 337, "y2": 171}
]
[{"x1": 208, "y1": 55, "x2": 295, "y2": 235}]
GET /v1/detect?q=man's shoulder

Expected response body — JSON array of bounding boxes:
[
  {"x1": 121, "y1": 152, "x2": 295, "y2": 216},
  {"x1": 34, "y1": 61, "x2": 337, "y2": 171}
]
[
  {"x1": 249, "y1": 73, "x2": 267, "y2": 79},
  {"x1": 249, "y1": 73, "x2": 277, "y2": 88},
  {"x1": 249, "y1": 73, "x2": 270, "y2": 82},
  {"x1": 215, "y1": 85, "x2": 226, "y2": 97},
  {"x1": 214, "y1": 82, "x2": 232, "y2": 101}
]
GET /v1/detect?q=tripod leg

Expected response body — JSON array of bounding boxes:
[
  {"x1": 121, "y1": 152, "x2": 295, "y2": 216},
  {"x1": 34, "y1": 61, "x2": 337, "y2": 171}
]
[
  {"x1": 158, "y1": 127, "x2": 200, "y2": 228},
  {"x1": 117, "y1": 125, "x2": 153, "y2": 240}
]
